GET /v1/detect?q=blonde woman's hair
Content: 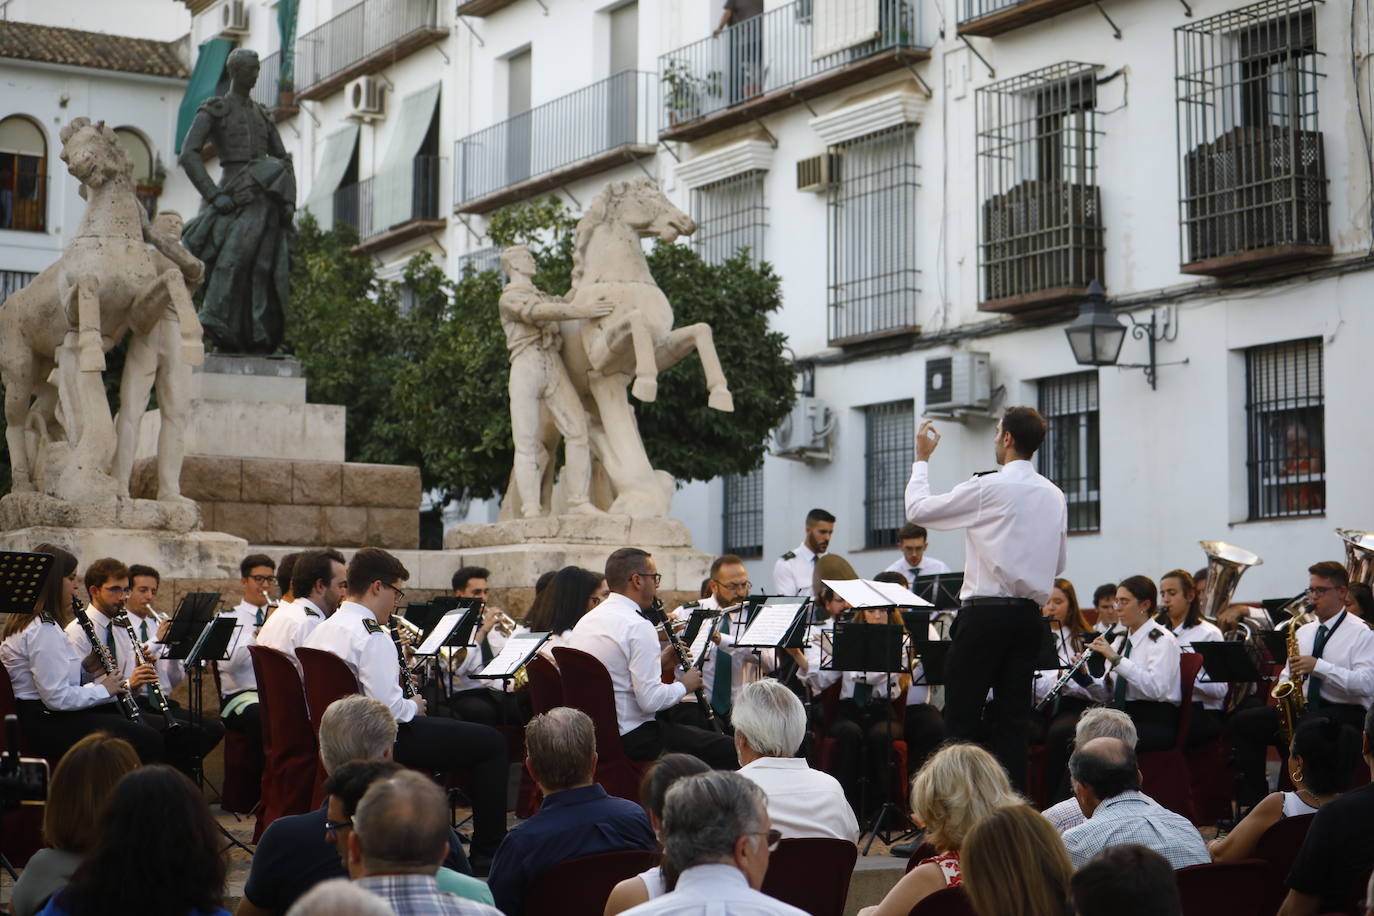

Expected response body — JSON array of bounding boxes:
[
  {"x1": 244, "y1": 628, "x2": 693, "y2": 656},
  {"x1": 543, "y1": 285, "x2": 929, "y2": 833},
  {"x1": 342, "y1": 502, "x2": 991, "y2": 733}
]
[
  {"x1": 962, "y1": 805, "x2": 1073, "y2": 916},
  {"x1": 910, "y1": 743, "x2": 1021, "y2": 852}
]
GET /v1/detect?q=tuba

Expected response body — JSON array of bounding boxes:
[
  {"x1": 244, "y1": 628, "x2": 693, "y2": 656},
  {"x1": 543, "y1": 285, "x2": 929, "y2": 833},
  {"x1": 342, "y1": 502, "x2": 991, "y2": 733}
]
[
  {"x1": 1337, "y1": 528, "x2": 1374, "y2": 590},
  {"x1": 1198, "y1": 541, "x2": 1263, "y2": 714}
]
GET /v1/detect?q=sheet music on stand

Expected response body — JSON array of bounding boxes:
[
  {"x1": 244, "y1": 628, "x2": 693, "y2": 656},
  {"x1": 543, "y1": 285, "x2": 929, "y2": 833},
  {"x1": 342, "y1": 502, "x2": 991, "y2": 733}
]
[
  {"x1": 822, "y1": 578, "x2": 932, "y2": 610},
  {"x1": 476, "y1": 632, "x2": 550, "y2": 679},
  {"x1": 164, "y1": 593, "x2": 223, "y2": 661},
  {"x1": 682, "y1": 609, "x2": 722, "y2": 671},
  {"x1": 735, "y1": 598, "x2": 810, "y2": 649},
  {"x1": 413, "y1": 600, "x2": 482, "y2": 656}
]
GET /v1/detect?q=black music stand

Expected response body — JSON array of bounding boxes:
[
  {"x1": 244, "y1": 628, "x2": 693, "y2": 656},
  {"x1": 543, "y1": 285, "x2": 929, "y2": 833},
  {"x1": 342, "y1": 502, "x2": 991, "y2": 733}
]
[
  {"x1": 1193, "y1": 641, "x2": 1263, "y2": 688},
  {"x1": 0, "y1": 552, "x2": 55, "y2": 617},
  {"x1": 412, "y1": 599, "x2": 483, "y2": 709},
  {"x1": 163, "y1": 592, "x2": 221, "y2": 660},
  {"x1": 402, "y1": 600, "x2": 449, "y2": 638},
  {"x1": 475, "y1": 632, "x2": 551, "y2": 691},
  {"x1": 681, "y1": 608, "x2": 724, "y2": 672},
  {"x1": 734, "y1": 598, "x2": 811, "y2": 650},
  {"x1": 910, "y1": 572, "x2": 963, "y2": 611}
]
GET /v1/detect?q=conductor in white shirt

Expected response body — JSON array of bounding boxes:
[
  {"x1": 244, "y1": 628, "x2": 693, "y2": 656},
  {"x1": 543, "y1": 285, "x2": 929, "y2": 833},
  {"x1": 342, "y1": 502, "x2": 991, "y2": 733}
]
[
  {"x1": 904, "y1": 407, "x2": 1068, "y2": 791},
  {"x1": 881, "y1": 523, "x2": 952, "y2": 586},
  {"x1": 734, "y1": 679, "x2": 859, "y2": 843},
  {"x1": 622, "y1": 771, "x2": 806, "y2": 916}
]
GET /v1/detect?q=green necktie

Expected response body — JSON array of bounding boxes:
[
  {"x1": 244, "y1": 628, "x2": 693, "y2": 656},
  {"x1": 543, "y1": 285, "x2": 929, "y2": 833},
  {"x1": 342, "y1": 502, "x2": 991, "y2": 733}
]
[
  {"x1": 1111, "y1": 638, "x2": 1133, "y2": 708},
  {"x1": 711, "y1": 614, "x2": 734, "y2": 717},
  {"x1": 1307, "y1": 623, "x2": 1331, "y2": 709},
  {"x1": 104, "y1": 622, "x2": 118, "y2": 664},
  {"x1": 254, "y1": 605, "x2": 265, "y2": 627},
  {"x1": 480, "y1": 636, "x2": 494, "y2": 665},
  {"x1": 909, "y1": 567, "x2": 920, "y2": 582},
  {"x1": 140, "y1": 618, "x2": 150, "y2": 642}
]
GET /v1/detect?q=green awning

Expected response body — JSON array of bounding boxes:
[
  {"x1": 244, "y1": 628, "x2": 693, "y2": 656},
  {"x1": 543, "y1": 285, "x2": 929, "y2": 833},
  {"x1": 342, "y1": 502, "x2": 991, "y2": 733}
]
[
  {"x1": 304, "y1": 124, "x2": 360, "y2": 230},
  {"x1": 176, "y1": 38, "x2": 234, "y2": 153},
  {"x1": 277, "y1": 0, "x2": 298, "y2": 90},
  {"x1": 373, "y1": 83, "x2": 441, "y2": 232}
]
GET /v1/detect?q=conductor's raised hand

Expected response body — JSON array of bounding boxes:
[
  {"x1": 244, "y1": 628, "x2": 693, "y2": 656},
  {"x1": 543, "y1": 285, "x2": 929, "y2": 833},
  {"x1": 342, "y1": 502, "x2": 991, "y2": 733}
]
[{"x1": 915, "y1": 420, "x2": 941, "y2": 462}]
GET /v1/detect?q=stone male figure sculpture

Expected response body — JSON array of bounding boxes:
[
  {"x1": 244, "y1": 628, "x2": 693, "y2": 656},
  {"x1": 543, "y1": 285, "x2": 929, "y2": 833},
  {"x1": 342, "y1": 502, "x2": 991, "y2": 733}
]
[
  {"x1": 499, "y1": 245, "x2": 610, "y2": 518},
  {"x1": 179, "y1": 48, "x2": 295, "y2": 354}
]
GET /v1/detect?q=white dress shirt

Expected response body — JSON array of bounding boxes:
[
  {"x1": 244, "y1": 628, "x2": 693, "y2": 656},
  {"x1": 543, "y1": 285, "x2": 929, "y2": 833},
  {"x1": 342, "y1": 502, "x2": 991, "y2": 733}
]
[
  {"x1": 1, "y1": 618, "x2": 113, "y2": 710},
  {"x1": 1033, "y1": 627, "x2": 1094, "y2": 705},
  {"x1": 1100, "y1": 620, "x2": 1182, "y2": 706},
  {"x1": 621, "y1": 864, "x2": 808, "y2": 916},
  {"x1": 1167, "y1": 618, "x2": 1224, "y2": 710},
  {"x1": 674, "y1": 595, "x2": 775, "y2": 710},
  {"x1": 217, "y1": 601, "x2": 263, "y2": 696},
  {"x1": 256, "y1": 597, "x2": 327, "y2": 677},
  {"x1": 1279, "y1": 610, "x2": 1374, "y2": 708},
  {"x1": 567, "y1": 592, "x2": 687, "y2": 735},
  {"x1": 772, "y1": 544, "x2": 819, "y2": 598},
  {"x1": 65, "y1": 606, "x2": 137, "y2": 680},
  {"x1": 738, "y1": 757, "x2": 860, "y2": 842},
  {"x1": 882, "y1": 554, "x2": 952, "y2": 584},
  {"x1": 302, "y1": 600, "x2": 417, "y2": 723},
  {"x1": 904, "y1": 459, "x2": 1067, "y2": 605}
]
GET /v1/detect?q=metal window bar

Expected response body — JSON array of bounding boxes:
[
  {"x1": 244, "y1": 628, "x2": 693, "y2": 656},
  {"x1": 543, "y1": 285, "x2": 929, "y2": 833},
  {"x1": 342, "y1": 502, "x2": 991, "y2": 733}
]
[
  {"x1": 976, "y1": 62, "x2": 1104, "y2": 305},
  {"x1": 250, "y1": 51, "x2": 284, "y2": 109},
  {"x1": 296, "y1": 0, "x2": 439, "y2": 93},
  {"x1": 454, "y1": 69, "x2": 657, "y2": 206},
  {"x1": 1, "y1": 269, "x2": 37, "y2": 306},
  {"x1": 864, "y1": 400, "x2": 915, "y2": 549},
  {"x1": 333, "y1": 154, "x2": 443, "y2": 240},
  {"x1": 457, "y1": 246, "x2": 502, "y2": 276},
  {"x1": 961, "y1": 0, "x2": 1036, "y2": 25},
  {"x1": 723, "y1": 468, "x2": 765, "y2": 559},
  {"x1": 1037, "y1": 371, "x2": 1101, "y2": 533},
  {"x1": 828, "y1": 126, "x2": 919, "y2": 344},
  {"x1": 658, "y1": 0, "x2": 934, "y2": 133},
  {"x1": 1245, "y1": 337, "x2": 1324, "y2": 520},
  {"x1": 1175, "y1": 0, "x2": 1328, "y2": 267},
  {"x1": 691, "y1": 170, "x2": 769, "y2": 265}
]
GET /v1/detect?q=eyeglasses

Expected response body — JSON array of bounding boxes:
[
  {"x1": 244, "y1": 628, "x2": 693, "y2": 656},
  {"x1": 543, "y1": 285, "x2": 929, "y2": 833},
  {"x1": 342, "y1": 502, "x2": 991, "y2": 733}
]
[
  {"x1": 1113, "y1": 598, "x2": 1134, "y2": 608},
  {"x1": 1307, "y1": 585, "x2": 1341, "y2": 596},
  {"x1": 324, "y1": 818, "x2": 353, "y2": 839},
  {"x1": 713, "y1": 579, "x2": 752, "y2": 594},
  {"x1": 101, "y1": 585, "x2": 130, "y2": 595},
  {"x1": 634, "y1": 571, "x2": 663, "y2": 585},
  {"x1": 384, "y1": 582, "x2": 407, "y2": 603},
  {"x1": 248, "y1": 575, "x2": 275, "y2": 585},
  {"x1": 753, "y1": 829, "x2": 782, "y2": 851}
]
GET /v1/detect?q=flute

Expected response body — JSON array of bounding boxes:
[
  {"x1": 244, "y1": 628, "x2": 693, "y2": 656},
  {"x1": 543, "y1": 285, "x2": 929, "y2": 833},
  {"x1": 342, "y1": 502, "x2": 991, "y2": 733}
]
[
  {"x1": 114, "y1": 607, "x2": 180, "y2": 730},
  {"x1": 1035, "y1": 627, "x2": 1122, "y2": 712},
  {"x1": 71, "y1": 598, "x2": 142, "y2": 722},
  {"x1": 649, "y1": 598, "x2": 723, "y2": 734}
]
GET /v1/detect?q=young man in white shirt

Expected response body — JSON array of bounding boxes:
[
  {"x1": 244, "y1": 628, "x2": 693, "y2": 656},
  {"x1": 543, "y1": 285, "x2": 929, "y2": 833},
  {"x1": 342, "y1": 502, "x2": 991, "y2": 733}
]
[
  {"x1": 881, "y1": 522, "x2": 952, "y2": 586},
  {"x1": 568, "y1": 547, "x2": 737, "y2": 769},
  {"x1": 439, "y1": 565, "x2": 520, "y2": 726},
  {"x1": 772, "y1": 509, "x2": 834, "y2": 598},
  {"x1": 256, "y1": 548, "x2": 345, "y2": 678},
  {"x1": 216, "y1": 553, "x2": 276, "y2": 768}
]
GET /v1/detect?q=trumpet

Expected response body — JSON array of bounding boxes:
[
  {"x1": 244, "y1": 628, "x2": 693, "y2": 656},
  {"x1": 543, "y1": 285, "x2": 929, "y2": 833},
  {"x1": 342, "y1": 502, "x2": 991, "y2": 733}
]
[
  {"x1": 392, "y1": 612, "x2": 424, "y2": 643},
  {"x1": 493, "y1": 610, "x2": 518, "y2": 636}
]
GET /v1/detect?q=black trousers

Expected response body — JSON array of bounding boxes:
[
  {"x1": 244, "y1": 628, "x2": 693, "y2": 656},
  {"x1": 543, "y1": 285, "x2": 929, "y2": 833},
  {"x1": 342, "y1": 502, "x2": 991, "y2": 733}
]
[
  {"x1": 943, "y1": 601, "x2": 1044, "y2": 790},
  {"x1": 393, "y1": 717, "x2": 509, "y2": 858},
  {"x1": 659, "y1": 701, "x2": 732, "y2": 734},
  {"x1": 1035, "y1": 696, "x2": 1092, "y2": 804},
  {"x1": 1125, "y1": 700, "x2": 1179, "y2": 752},
  {"x1": 16, "y1": 698, "x2": 164, "y2": 764},
  {"x1": 623, "y1": 719, "x2": 739, "y2": 770},
  {"x1": 1231, "y1": 703, "x2": 1367, "y2": 809},
  {"x1": 439, "y1": 688, "x2": 522, "y2": 727},
  {"x1": 1187, "y1": 704, "x2": 1223, "y2": 747},
  {"x1": 828, "y1": 699, "x2": 903, "y2": 813},
  {"x1": 903, "y1": 702, "x2": 945, "y2": 776},
  {"x1": 139, "y1": 696, "x2": 225, "y2": 777}
]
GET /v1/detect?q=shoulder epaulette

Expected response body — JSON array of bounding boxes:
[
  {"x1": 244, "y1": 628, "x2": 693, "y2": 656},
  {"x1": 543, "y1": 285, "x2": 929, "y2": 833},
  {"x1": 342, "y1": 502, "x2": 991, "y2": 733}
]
[
  {"x1": 1148, "y1": 628, "x2": 1163, "y2": 641},
  {"x1": 973, "y1": 470, "x2": 998, "y2": 478},
  {"x1": 38, "y1": 611, "x2": 55, "y2": 625},
  {"x1": 302, "y1": 604, "x2": 321, "y2": 619},
  {"x1": 362, "y1": 618, "x2": 383, "y2": 636},
  {"x1": 781, "y1": 551, "x2": 796, "y2": 561}
]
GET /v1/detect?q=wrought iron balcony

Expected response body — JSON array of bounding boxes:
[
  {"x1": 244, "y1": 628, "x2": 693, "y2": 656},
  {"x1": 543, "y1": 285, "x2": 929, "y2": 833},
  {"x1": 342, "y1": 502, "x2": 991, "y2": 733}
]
[
  {"x1": 453, "y1": 69, "x2": 657, "y2": 214},
  {"x1": 296, "y1": 0, "x2": 447, "y2": 102},
  {"x1": 249, "y1": 51, "x2": 299, "y2": 118},
  {"x1": 334, "y1": 155, "x2": 445, "y2": 253},
  {"x1": 958, "y1": 0, "x2": 1097, "y2": 38},
  {"x1": 658, "y1": 0, "x2": 934, "y2": 143}
]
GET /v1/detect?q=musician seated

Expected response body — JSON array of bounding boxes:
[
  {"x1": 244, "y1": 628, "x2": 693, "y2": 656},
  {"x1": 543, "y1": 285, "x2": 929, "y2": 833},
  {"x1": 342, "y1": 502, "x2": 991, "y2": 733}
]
[
  {"x1": 521, "y1": 566, "x2": 607, "y2": 658},
  {"x1": 1085, "y1": 576, "x2": 1181, "y2": 752},
  {"x1": 1091, "y1": 583, "x2": 1119, "y2": 632},
  {"x1": 256, "y1": 549, "x2": 346, "y2": 678},
  {"x1": 1033, "y1": 577, "x2": 1096, "y2": 804},
  {"x1": 871, "y1": 571, "x2": 944, "y2": 776},
  {"x1": 486, "y1": 708, "x2": 654, "y2": 916},
  {"x1": 566, "y1": 547, "x2": 737, "y2": 770},
  {"x1": 1157, "y1": 569, "x2": 1224, "y2": 745},
  {"x1": 437, "y1": 565, "x2": 521, "y2": 727},
  {"x1": 1210, "y1": 717, "x2": 1358, "y2": 862}
]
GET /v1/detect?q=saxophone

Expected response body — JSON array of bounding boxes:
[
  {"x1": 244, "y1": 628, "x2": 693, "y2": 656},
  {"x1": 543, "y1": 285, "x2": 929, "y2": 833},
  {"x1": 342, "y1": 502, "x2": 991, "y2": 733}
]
[{"x1": 1271, "y1": 599, "x2": 1313, "y2": 748}]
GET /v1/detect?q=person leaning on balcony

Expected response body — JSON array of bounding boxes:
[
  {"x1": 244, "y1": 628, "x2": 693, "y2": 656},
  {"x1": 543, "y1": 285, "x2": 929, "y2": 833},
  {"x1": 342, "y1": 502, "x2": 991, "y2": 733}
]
[{"x1": 714, "y1": 0, "x2": 763, "y2": 35}]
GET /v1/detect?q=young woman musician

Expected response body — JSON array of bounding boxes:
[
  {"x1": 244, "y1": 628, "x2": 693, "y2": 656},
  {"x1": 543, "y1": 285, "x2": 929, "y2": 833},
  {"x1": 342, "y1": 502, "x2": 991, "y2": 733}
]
[
  {"x1": 1085, "y1": 576, "x2": 1182, "y2": 752},
  {"x1": 0, "y1": 545, "x2": 163, "y2": 764},
  {"x1": 1157, "y1": 569, "x2": 1224, "y2": 744},
  {"x1": 1033, "y1": 578, "x2": 1095, "y2": 803}
]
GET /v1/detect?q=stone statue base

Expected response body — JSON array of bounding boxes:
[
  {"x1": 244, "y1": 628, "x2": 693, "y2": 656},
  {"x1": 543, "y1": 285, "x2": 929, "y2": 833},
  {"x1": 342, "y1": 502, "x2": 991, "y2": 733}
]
[
  {"x1": 0, "y1": 491, "x2": 201, "y2": 532},
  {"x1": 444, "y1": 515, "x2": 712, "y2": 594}
]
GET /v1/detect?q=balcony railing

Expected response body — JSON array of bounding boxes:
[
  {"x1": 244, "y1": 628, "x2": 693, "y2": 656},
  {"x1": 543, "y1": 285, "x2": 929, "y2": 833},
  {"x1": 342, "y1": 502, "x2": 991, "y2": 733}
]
[
  {"x1": 249, "y1": 51, "x2": 298, "y2": 114},
  {"x1": 958, "y1": 0, "x2": 1096, "y2": 37},
  {"x1": 296, "y1": 0, "x2": 446, "y2": 101},
  {"x1": 334, "y1": 155, "x2": 444, "y2": 250},
  {"x1": 454, "y1": 69, "x2": 657, "y2": 214},
  {"x1": 658, "y1": 0, "x2": 934, "y2": 141}
]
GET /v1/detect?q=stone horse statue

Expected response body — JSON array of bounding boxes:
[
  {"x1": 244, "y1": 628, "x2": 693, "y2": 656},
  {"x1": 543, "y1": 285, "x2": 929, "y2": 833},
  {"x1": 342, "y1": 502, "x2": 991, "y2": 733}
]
[
  {"x1": 0, "y1": 117, "x2": 203, "y2": 504},
  {"x1": 553, "y1": 178, "x2": 734, "y2": 518}
]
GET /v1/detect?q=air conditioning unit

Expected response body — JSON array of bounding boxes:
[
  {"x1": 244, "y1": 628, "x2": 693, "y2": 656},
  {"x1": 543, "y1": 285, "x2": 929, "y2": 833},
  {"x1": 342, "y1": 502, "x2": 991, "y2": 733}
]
[
  {"x1": 796, "y1": 153, "x2": 838, "y2": 193},
  {"x1": 217, "y1": 0, "x2": 249, "y2": 38},
  {"x1": 347, "y1": 77, "x2": 385, "y2": 121},
  {"x1": 770, "y1": 396, "x2": 834, "y2": 463},
  {"x1": 925, "y1": 352, "x2": 991, "y2": 413}
]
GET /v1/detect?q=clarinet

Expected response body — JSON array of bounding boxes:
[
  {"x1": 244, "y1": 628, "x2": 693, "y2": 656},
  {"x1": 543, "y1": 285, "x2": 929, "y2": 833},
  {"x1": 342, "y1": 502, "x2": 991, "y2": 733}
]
[
  {"x1": 114, "y1": 608, "x2": 180, "y2": 730},
  {"x1": 70, "y1": 598, "x2": 142, "y2": 722},
  {"x1": 1035, "y1": 626, "x2": 1122, "y2": 713},
  {"x1": 649, "y1": 598, "x2": 723, "y2": 734},
  {"x1": 390, "y1": 619, "x2": 419, "y2": 699}
]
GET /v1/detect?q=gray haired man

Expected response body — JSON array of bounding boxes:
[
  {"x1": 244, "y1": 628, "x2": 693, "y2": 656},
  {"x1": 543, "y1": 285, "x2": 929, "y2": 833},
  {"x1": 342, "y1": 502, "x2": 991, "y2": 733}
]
[
  {"x1": 733, "y1": 680, "x2": 858, "y2": 842},
  {"x1": 621, "y1": 771, "x2": 806, "y2": 915},
  {"x1": 1041, "y1": 706, "x2": 1138, "y2": 832}
]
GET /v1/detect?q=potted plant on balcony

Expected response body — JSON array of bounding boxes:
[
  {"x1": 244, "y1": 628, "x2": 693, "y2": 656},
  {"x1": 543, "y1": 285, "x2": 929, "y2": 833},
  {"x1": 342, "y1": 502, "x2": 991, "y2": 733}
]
[{"x1": 664, "y1": 58, "x2": 701, "y2": 125}]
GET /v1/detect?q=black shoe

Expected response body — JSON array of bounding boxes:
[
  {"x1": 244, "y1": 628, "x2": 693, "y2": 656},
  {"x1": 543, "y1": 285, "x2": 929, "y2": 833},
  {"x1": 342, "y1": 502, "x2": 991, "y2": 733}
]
[{"x1": 889, "y1": 831, "x2": 925, "y2": 858}]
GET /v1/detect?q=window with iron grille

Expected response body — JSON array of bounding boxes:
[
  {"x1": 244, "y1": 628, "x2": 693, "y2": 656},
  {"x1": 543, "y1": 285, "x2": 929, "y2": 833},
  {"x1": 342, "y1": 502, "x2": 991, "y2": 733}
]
[
  {"x1": 1175, "y1": 0, "x2": 1328, "y2": 272},
  {"x1": 1245, "y1": 338, "x2": 1324, "y2": 520},
  {"x1": 692, "y1": 171, "x2": 768, "y2": 266},
  {"x1": 828, "y1": 126, "x2": 919, "y2": 345},
  {"x1": 1, "y1": 270, "x2": 37, "y2": 305},
  {"x1": 457, "y1": 246, "x2": 502, "y2": 276},
  {"x1": 1037, "y1": 372, "x2": 1100, "y2": 533},
  {"x1": 976, "y1": 63, "x2": 1104, "y2": 310},
  {"x1": 864, "y1": 400, "x2": 914, "y2": 549},
  {"x1": 722, "y1": 468, "x2": 764, "y2": 559}
]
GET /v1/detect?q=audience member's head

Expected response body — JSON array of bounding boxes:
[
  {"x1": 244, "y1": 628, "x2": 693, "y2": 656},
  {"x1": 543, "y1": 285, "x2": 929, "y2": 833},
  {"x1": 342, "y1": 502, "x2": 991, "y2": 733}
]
[
  {"x1": 1069, "y1": 736, "x2": 1139, "y2": 818},
  {"x1": 42, "y1": 732, "x2": 140, "y2": 854},
  {"x1": 1074, "y1": 707, "x2": 1138, "y2": 750},
  {"x1": 732, "y1": 679, "x2": 805, "y2": 764},
  {"x1": 662, "y1": 771, "x2": 773, "y2": 890},
  {"x1": 284, "y1": 878, "x2": 394, "y2": 916},
  {"x1": 61, "y1": 765, "x2": 226, "y2": 916},
  {"x1": 910, "y1": 743, "x2": 1020, "y2": 854},
  {"x1": 525, "y1": 707, "x2": 597, "y2": 794},
  {"x1": 962, "y1": 805, "x2": 1073, "y2": 916},
  {"x1": 1290, "y1": 716, "x2": 1361, "y2": 796},
  {"x1": 321, "y1": 759, "x2": 405, "y2": 869},
  {"x1": 349, "y1": 770, "x2": 450, "y2": 878},
  {"x1": 318, "y1": 695, "x2": 397, "y2": 775},
  {"x1": 1071, "y1": 844, "x2": 1182, "y2": 916},
  {"x1": 528, "y1": 566, "x2": 606, "y2": 635},
  {"x1": 641, "y1": 753, "x2": 712, "y2": 835}
]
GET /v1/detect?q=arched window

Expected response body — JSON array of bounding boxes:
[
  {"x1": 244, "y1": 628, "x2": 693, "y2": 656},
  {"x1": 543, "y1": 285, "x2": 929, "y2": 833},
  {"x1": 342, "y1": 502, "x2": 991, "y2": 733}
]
[
  {"x1": 115, "y1": 127, "x2": 160, "y2": 217},
  {"x1": 0, "y1": 115, "x2": 47, "y2": 233}
]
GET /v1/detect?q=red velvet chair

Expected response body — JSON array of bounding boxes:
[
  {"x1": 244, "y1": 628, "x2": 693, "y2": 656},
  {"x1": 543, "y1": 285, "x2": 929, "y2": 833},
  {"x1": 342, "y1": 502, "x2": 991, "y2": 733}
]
[
  {"x1": 518, "y1": 654, "x2": 564, "y2": 818},
  {"x1": 762, "y1": 838, "x2": 858, "y2": 916},
  {"x1": 0, "y1": 664, "x2": 37, "y2": 756},
  {"x1": 909, "y1": 886, "x2": 976, "y2": 916},
  {"x1": 211, "y1": 662, "x2": 261, "y2": 815},
  {"x1": 1252, "y1": 813, "x2": 1315, "y2": 916},
  {"x1": 295, "y1": 648, "x2": 360, "y2": 807},
  {"x1": 1175, "y1": 859, "x2": 1269, "y2": 916},
  {"x1": 248, "y1": 646, "x2": 318, "y2": 841},
  {"x1": 552, "y1": 647, "x2": 651, "y2": 802},
  {"x1": 524, "y1": 849, "x2": 658, "y2": 916},
  {"x1": 1139, "y1": 653, "x2": 1203, "y2": 821}
]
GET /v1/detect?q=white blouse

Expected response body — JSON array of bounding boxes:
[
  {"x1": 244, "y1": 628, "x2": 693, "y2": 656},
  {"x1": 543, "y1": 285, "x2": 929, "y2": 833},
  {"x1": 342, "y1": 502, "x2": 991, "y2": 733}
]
[{"x1": 0, "y1": 618, "x2": 114, "y2": 711}]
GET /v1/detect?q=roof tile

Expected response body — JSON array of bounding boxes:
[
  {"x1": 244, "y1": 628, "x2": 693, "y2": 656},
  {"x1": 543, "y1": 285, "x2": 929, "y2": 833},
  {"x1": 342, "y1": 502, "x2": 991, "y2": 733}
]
[{"x1": 0, "y1": 20, "x2": 188, "y2": 79}]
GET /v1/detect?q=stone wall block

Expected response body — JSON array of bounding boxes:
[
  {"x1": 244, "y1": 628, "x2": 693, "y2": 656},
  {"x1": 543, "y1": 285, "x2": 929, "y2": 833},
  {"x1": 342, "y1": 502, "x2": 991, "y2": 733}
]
[
  {"x1": 180, "y1": 456, "x2": 244, "y2": 502},
  {"x1": 268, "y1": 504, "x2": 324, "y2": 545},
  {"x1": 241, "y1": 459, "x2": 294, "y2": 505},
  {"x1": 342, "y1": 464, "x2": 422, "y2": 509},
  {"x1": 291, "y1": 461, "x2": 342, "y2": 506},
  {"x1": 321, "y1": 506, "x2": 369, "y2": 547},
  {"x1": 365, "y1": 508, "x2": 419, "y2": 549},
  {"x1": 215, "y1": 502, "x2": 270, "y2": 543}
]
